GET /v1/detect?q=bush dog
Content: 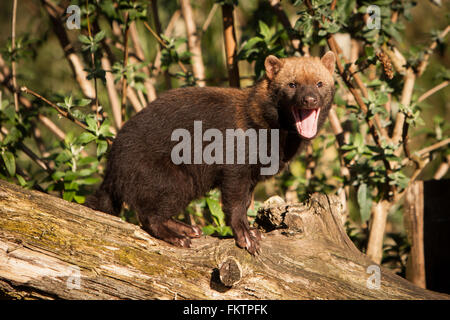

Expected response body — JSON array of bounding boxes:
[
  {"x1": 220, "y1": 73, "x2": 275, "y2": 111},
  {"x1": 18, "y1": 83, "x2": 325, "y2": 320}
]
[{"x1": 86, "y1": 52, "x2": 336, "y2": 255}]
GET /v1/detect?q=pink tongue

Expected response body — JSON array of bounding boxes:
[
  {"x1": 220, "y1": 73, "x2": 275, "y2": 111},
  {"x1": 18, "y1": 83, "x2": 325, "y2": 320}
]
[{"x1": 294, "y1": 108, "x2": 320, "y2": 139}]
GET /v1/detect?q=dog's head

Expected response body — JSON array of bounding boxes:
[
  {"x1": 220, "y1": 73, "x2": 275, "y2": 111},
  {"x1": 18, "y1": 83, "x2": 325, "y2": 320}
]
[{"x1": 265, "y1": 52, "x2": 336, "y2": 139}]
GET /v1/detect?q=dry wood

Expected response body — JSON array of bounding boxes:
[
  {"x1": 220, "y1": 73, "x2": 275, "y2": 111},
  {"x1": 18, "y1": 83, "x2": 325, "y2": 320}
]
[
  {"x1": 404, "y1": 181, "x2": 426, "y2": 288},
  {"x1": 0, "y1": 180, "x2": 447, "y2": 300}
]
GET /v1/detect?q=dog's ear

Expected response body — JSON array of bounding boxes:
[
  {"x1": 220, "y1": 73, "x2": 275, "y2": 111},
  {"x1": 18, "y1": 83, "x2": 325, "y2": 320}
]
[
  {"x1": 321, "y1": 51, "x2": 336, "y2": 75},
  {"x1": 265, "y1": 55, "x2": 283, "y2": 80}
]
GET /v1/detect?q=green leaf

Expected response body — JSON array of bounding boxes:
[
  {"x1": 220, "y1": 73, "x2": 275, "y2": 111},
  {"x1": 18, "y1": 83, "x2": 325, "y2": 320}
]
[
  {"x1": 77, "y1": 132, "x2": 96, "y2": 145},
  {"x1": 63, "y1": 190, "x2": 75, "y2": 202},
  {"x1": 357, "y1": 183, "x2": 372, "y2": 223},
  {"x1": 77, "y1": 99, "x2": 92, "y2": 107},
  {"x1": 16, "y1": 174, "x2": 27, "y2": 187},
  {"x1": 80, "y1": 177, "x2": 101, "y2": 185},
  {"x1": 376, "y1": 93, "x2": 389, "y2": 105},
  {"x1": 97, "y1": 140, "x2": 108, "y2": 157},
  {"x1": 202, "y1": 225, "x2": 216, "y2": 236},
  {"x1": 1, "y1": 151, "x2": 16, "y2": 176},
  {"x1": 73, "y1": 194, "x2": 85, "y2": 204},
  {"x1": 94, "y1": 30, "x2": 106, "y2": 43},
  {"x1": 78, "y1": 34, "x2": 91, "y2": 45},
  {"x1": 85, "y1": 115, "x2": 98, "y2": 133},
  {"x1": 206, "y1": 197, "x2": 226, "y2": 226},
  {"x1": 258, "y1": 21, "x2": 271, "y2": 40},
  {"x1": 51, "y1": 171, "x2": 65, "y2": 181}
]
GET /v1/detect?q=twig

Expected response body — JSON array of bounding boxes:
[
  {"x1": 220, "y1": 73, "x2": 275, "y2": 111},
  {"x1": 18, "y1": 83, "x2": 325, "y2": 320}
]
[
  {"x1": 393, "y1": 26, "x2": 449, "y2": 146},
  {"x1": 41, "y1": 0, "x2": 95, "y2": 99},
  {"x1": 392, "y1": 69, "x2": 416, "y2": 146},
  {"x1": 150, "y1": 0, "x2": 172, "y2": 89},
  {"x1": 152, "y1": 10, "x2": 181, "y2": 78},
  {"x1": 11, "y1": 0, "x2": 19, "y2": 112},
  {"x1": 101, "y1": 55, "x2": 122, "y2": 129},
  {"x1": 20, "y1": 86, "x2": 88, "y2": 131},
  {"x1": 85, "y1": 0, "x2": 100, "y2": 126},
  {"x1": 181, "y1": 0, "x2": 206, "y2": 87},
  {"x1": 433, "y1": 155, "x2": 450, "y2": 180},
  {"x1": 418, "y1": 80, "x2": 449, "y2": 103},
  {"x1": 268, "y1": 0, "x2": 301, "y2": 52},
  {"x1": 20, "y1": 86, "x2": 113, "y2": 146},
  {"x1": 0, "y1": 126, "x2": 52, "y2": 174},
  {"x1": 201, "y1": 3, "x2": 219, "y2": 34},
  {"x1": 121, "y1": 11, "x2": 130, "y2": 119},
  {"x1": 328, "y1": 37, "x2": 390, "y2": 141},
  {"x1": 129, "y1": 22, "x2": 157, "y2": 103},
  {"x1": 416, "y1": 137, "x2": 450, "y2": 158},
  {"x1": 143, "y1": 21, "x2": 189, "y2": 75},
  {"x1": 417, "y1": 25, "x2": 450, "y2": 77},
  {"x1": 0, "y1": 55, "x2": 67, "y2": 142},
  {"x1": 221, "y1": 3, "x2": 240, "y2": 88}
]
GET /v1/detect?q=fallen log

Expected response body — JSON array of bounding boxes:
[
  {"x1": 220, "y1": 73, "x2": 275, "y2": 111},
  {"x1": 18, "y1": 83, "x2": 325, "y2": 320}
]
[{"x1": 0, "y1": 180, "x2": 447, "y2": 299}]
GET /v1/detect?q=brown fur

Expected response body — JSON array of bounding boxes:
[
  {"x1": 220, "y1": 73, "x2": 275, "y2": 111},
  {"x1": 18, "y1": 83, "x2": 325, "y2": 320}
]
[{"x1": 85, "y1": 52, "x2": 336, "y2": 255}]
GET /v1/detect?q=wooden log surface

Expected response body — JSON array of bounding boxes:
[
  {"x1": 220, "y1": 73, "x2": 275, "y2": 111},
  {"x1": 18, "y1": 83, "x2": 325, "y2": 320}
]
[{"x1": 0, "y1": 180, "x2": 447, "y2": 300}]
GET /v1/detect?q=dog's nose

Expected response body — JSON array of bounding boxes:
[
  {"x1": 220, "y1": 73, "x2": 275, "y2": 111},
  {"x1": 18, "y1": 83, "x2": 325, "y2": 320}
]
[{"x1": 302, "y1": 96, "x2": 318, "y2": 107}]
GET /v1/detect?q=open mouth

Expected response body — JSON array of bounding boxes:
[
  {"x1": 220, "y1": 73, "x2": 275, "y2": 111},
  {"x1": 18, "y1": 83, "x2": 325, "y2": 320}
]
[{"x1": 292, "y1": 107, "x2": 321, "y2": 139}]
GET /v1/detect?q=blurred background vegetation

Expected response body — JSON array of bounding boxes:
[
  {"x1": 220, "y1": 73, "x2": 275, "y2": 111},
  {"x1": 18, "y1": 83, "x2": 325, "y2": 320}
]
[{"x1": 0, "y1": 0, "x2": 449, "y2": 279}]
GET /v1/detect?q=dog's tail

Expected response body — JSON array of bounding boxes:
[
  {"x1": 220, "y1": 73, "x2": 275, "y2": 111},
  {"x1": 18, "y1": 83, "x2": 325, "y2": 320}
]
[{"x1": 84, "y1": 181, "x2": 121, "y2": 216}]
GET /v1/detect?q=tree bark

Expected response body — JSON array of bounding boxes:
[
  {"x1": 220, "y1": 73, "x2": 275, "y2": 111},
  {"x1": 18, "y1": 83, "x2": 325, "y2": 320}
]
[
  {"x1": 0, "y1": 180, "x2": 447, "y2": 300},
  {"x1": 404, "y1": 181, "x2": 426, "y2": 288},
  {"x1": 221, "y1": 4, "x2": 240, "y2": 88}
]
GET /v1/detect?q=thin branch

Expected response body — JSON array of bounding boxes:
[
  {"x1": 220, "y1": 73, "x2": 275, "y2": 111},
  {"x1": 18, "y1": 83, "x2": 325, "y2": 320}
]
[
  {"x1": 150, "y1": 0, "x2": 172, "y2": 89},
  {"x1": 417, "y1": 25, "x2": 450, "y2": 77},
  {"x1": 201, "y1": 3, "x2": 219, "y2": 34},
  {"x1": 418, "y1": 80, "x2": 449, "y2": 103},
  {"x1": 20, "y1": 86, "x2": 88, "y2": 131},
  {"x1": 416, "y1": 137, "x2": 450, "y2": 158},
  {"x1": 21, "y1": 86, "x2": 113, "y2": 146},
  {"x1": 129, "y1": 22, "x2": 157, "y2": 103},
  {"x1": 221, "y1": 3, "x2": 240, "y2": 88},
  {"x1": 0, "y1": 126, "x2": 52, "y2": 174},
  {"x1": 143, "y1": 21, "x2": 189, "y2": 75},
  {"x1": 393, "y1": 26, "x2": 449, "y2": 146},
  {"x1": 121, "y1": 11, "x2": 130, "y2": 119},
  {"x1": 11, "y1": 0, "x2": 19, "y2": 112},
  {"x1": 328, "y1": 37, "x2": 390, "y2": 141},
  {"x1": 152, "y1": 10, "x2": 181, "y2": 78},
  {"x1": 180, "y1": 0, "x2": 206, "y2": 86},
  {"x1": 101, "y1": 54, "x2": 122, "y2": 129},
  {"x1": 0, "y1": 55, "x2": 67, "y2": 142},
  {"x1": 20, "y1": 86, "x2": 113, "y2": 145},
  {"x1": 268, "y1": 0, "x2": 301, "y2": 52},
  {"x1": 41, "y1": 0, "x2": 95, "y2": 99},
  {"x1": 85, "y1": 0, "x2": 100, "y2": 126},
  {"x1": 433, "y1": 154, "x2": 450, "y2": 180},
  {"x1": 392, "y1": 69, "x2": 416, "y2": 145}
]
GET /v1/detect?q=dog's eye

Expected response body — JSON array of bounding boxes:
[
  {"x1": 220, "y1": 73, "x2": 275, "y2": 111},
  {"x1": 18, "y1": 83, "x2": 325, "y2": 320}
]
[
  {"x1": 317, "y1": 81, "x2": 323, "y2": 88},
  {"x1": 288, "y1": 82, "x2": 297, "y2": 88}
]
